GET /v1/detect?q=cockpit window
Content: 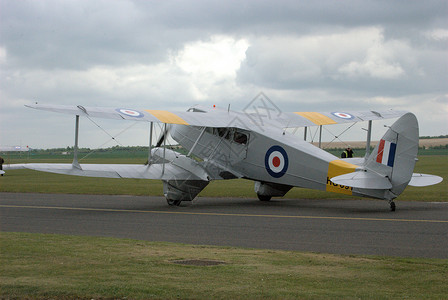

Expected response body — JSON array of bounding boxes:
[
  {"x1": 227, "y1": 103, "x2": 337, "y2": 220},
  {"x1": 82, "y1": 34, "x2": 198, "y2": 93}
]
[
  {"x1": 216, "y1": 128, "x2": 230, "y2": 139},
  {"x1": 206, "y1": 127, "x2": 248, "y2": 144}
]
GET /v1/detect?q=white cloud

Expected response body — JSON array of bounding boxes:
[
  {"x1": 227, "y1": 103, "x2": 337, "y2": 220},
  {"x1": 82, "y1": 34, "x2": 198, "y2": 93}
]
[
  {"x1": 175, "y1": 35, "x2": 249, "y2": 79},
  {"x1": 337, "y1": 28, "x2": 411, "y2": 79},
  {"x1": 174, "y1": 35, "x2": 249, "y2": 100},
  {"x1": 425, "y1": 28, "x2": 448, "y2": 41},
  {"x1": 0, "y1": 47, "x2": 6, "y2": 65},
  {"x1": 1, "y1": 35, "x2": 250, "y2": 109}
]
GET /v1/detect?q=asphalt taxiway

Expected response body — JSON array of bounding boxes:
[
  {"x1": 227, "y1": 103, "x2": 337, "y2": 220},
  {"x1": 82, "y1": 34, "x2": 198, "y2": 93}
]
[{"x1": 1, "y1": 192, "x2": 447, "y2": 258}]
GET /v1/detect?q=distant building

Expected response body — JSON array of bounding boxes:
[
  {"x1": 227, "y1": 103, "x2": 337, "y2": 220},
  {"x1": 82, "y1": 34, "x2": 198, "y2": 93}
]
[{"x1": 0, "y1": 146, "x2": 30, "y2": 152}]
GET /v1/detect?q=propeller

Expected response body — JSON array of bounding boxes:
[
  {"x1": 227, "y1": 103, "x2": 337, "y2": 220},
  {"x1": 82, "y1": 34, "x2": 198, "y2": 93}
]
[{"x1": 156, "y1": 124, "x2": 171, "y2": 147}]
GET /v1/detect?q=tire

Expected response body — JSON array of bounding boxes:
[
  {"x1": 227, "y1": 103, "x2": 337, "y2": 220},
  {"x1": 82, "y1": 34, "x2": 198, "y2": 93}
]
[
  {"x1": 167, "y1": 199, "x2": 182, "y2": 206},
  {"x1": 257, "y1": 194, "x2": 272, "y2": 202}
]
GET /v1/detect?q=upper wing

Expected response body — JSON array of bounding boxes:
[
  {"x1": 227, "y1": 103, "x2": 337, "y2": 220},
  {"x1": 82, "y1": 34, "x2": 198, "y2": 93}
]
[
  {"x1": 26, "y1": 103, "x2": 408, "y2": 129},
  {"x1": 26, "y1": 103, "x2": 236, "y2": 127},
  {"x1": 267, "y1": 110, "x2": 408, "y2": 128}
]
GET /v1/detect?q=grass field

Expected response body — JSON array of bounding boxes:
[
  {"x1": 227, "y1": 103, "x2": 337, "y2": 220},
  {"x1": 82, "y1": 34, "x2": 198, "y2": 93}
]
[
  {"x1": 1, "y1": 153, "x2": 447, "y2": 299},
  {"x1": 1, "y1": 232, "x2": 448, "y2": 299}
]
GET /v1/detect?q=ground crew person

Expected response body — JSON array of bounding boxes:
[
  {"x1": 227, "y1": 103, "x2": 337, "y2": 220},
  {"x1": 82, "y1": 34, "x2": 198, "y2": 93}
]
[
  {"x1": 341, "y1": 147, "x2": 354, "y2": 158},
  {"x1": 0, "y1": 156, "x2": 4, "y2": 176}
]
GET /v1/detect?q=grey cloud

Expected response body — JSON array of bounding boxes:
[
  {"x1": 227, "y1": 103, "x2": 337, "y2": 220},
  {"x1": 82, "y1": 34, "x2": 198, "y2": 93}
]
[
  {"x1": 2, "y1": 0, "x2": 447, "y2": 71},
  {"x1": 237, "y1": 27, "x2": 447, "y2": 97},
  {"x1": 1, "y1": 1, "x2": 181, "y2": 70},
  {"x1": 1, "y1": 0, "x2": 447, "y2": 147}
]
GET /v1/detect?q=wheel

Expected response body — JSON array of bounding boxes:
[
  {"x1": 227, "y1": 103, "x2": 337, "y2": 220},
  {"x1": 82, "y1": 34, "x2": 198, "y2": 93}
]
[
  {"x1": 390, "y1": 201, "x2": 396, "y2": 212},
  {"x1": 257, "y1": 194, "x2": 272, "y2": 202},
  {"x1": 167, "y1": 199, "x2": 182, "y2": 206}
]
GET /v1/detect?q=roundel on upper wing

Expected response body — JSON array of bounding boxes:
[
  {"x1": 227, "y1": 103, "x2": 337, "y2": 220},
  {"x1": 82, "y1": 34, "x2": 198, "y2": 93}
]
[
  {"x1": 331, "y1": 112, "x2": 354, "y2": 120},
  {"x1": 265, "y1": 145, "x2": 289, "y2": 178},
  {"x1": 115, "y1": 108, "x2": 144, "y2": 118}
]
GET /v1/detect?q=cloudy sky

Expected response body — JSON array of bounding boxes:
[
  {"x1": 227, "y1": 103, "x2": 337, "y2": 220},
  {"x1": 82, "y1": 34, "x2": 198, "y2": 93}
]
[{"x1": 1, "y1": 0, "x2": 447, "y2": 149}]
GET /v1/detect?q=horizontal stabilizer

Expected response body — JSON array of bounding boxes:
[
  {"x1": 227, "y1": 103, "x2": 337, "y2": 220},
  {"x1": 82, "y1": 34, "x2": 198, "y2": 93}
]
[
  {"x1": 408, "y1": 173, "x2": 443, "y2": 187},
  {"x1": 330, "y1": 171, "x2": 392, "y2": 190},
  {"x1": 4, "y1": 163, "x2": 206, "y2": 181}
]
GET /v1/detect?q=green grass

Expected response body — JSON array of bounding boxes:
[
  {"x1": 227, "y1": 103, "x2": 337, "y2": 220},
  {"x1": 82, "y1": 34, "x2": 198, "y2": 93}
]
[
  {"x1": 1, "y1": 232, "x2": 447, "y2": 299},
  {"x1": 400, "y1": 155, "x2": 448, "y2": 201},
  {"x1": 1, "y1": 156, "x2": 446, "y2": 202},
  {"x1": 1, "y1": 154, "x2": 447, "y2": 299}
]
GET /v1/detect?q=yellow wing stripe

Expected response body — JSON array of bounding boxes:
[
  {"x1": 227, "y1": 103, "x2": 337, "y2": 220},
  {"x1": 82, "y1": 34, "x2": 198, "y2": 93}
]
[
  {"x1": 294, "y1": 112, "x2": 337, "y2": 125},
  {"x1": 145, "y1": 110, "x2": 189, "y2": 125},
  {"x1": 326, "y1": 159, "x2": 358, "y2": 195}
]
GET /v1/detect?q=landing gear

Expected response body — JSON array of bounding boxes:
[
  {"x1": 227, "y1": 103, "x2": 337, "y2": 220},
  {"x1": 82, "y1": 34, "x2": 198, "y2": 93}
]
[
  {"x1": 389, "y1": 201, "x2": 396, "y2": 212},
  {"x1": 167, "y1": 199, "x2": 182, "y2": 206},
  {"x1": 257, "y1": 194, "x2": 272, "y2": 202},
  {"x1": 163, "y1": 180, "x2": 209, "y2": 206}
]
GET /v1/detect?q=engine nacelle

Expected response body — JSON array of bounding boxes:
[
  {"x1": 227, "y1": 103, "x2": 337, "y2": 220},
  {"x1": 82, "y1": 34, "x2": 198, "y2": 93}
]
[
  {"x1": 163, "y1": 179, "x2": 209, "y2": 202},
  {"x1": 150, "y1": 147, "x2": 209, "y2": 181},
  {"x1": 150, "y1": 147, "x2": 210, "y2": 204}
]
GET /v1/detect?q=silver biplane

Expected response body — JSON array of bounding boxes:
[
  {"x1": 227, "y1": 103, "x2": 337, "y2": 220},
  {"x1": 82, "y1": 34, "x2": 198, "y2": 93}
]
[{"x1": 5, "y1": 102, "x2": 442, "y2": 211}]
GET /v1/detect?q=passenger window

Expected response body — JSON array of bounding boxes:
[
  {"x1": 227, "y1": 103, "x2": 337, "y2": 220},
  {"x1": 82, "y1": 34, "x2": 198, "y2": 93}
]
[
  {"x1": 216, "y1": 128, "x2": 230, "y2": 139},
  {"x1": 233, "y1": 132, "x2": 248, "y2": 144}
]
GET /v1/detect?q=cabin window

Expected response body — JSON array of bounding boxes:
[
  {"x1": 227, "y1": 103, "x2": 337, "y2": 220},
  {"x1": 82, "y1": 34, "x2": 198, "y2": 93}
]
[
  {"x1": 214, "y1": 128, "x2": 231, "y2": 139},
  {"x1": 233, "y1": 131, "x2": 248, "y2": 144}
]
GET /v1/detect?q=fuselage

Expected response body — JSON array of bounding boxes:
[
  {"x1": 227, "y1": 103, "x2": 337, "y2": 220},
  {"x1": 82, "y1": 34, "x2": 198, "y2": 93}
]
[{"x1": 170, "y1": 122, "x2": 361, "y2": 197}]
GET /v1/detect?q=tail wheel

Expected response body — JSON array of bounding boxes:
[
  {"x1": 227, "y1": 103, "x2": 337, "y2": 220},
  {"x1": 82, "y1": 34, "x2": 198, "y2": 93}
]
[
  {"x1": 257, "y1": 194, "x2": 272, "y2": 202},
  {"x1": 167, "y1": 199, "x2": 182, "y2": 206}
]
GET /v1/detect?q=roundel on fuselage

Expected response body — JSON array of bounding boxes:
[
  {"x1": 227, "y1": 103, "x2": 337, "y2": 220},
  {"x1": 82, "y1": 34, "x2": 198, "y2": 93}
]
[{"x1": 265, "y1": 145, "x2": 289, "y2": 178}]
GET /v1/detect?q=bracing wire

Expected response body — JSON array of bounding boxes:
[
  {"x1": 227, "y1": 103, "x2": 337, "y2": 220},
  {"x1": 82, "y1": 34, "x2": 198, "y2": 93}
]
[
  {"x1": 310, "y1": 126, "x2": 319, "y2": 143},
  {"x1": 322, "y1": 122, "x2": 357, "y2": 149},
  {"x1": 79, "y1": 116, "x2": 139, "y2": 161}
]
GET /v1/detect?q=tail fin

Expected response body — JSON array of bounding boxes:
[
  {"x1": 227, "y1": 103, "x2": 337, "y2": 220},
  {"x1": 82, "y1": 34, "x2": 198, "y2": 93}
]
[{"x1": 365, "y1": 112, "x2": 419, "y2": 198}]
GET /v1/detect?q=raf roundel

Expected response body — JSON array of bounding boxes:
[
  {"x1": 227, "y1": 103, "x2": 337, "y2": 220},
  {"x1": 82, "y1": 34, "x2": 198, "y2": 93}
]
[
  {"x1": 331, "y1": 112, "x2": 354, "y2": 120},
  {"x1": 265, "y1": 145, "x2": 289, "y2": 178},
  {"x1": 115, "y1": 108, "x2": 144, "y2": 118}
]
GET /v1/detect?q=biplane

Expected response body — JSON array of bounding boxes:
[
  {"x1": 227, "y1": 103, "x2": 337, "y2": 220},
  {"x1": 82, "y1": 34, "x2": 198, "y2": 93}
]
[{"x1": 5, "y1": 102, "x2": 442, "y2": 211}]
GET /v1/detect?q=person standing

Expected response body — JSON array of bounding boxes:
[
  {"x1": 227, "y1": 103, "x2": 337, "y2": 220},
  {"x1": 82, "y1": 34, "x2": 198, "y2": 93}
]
[
  {"x1": 0, "y1": 156, "x2": 4, "y2": 176},
  {"x1": 341, "y1": 147, "x2": 354, "y2": 158}
]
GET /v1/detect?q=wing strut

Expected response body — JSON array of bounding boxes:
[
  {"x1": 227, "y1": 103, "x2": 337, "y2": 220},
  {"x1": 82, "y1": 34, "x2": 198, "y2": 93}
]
[
  {"x1": 72, "y1": 115, "x2": 81, "y2": 169},
  {"x1": 162, "y1": 123, "x2": 166, "y2": 175},
  {"x1": 318, "y1": 125, "x2": 322, "y2": 148},
  {"x1": 187, "y1": 127, "x2": 206, "y2": 157},
  {"x1": 148, "y1": 122, "x2": 153, "y2": 164},
  {"x1": 365, "y1": 120, "x2": 372, "y2": 159}
]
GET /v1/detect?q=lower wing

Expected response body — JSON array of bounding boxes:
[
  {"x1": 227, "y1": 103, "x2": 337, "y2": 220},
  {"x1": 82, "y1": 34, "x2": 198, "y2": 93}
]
[{"x1": 4, "y1": 163, "x2": 204, "y2": 180}]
